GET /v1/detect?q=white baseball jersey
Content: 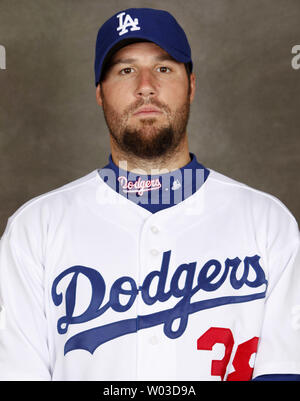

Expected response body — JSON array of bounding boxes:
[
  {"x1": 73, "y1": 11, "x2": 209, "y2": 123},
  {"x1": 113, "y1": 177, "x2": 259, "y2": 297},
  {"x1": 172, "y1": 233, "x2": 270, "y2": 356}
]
[{"x1": 0, "y1": 168, "x2": 299, "y2": 380}]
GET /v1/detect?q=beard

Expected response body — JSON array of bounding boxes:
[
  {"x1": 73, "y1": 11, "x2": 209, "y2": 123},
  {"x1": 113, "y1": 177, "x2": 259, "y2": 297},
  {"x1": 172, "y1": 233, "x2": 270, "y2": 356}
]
[{"x1": 101, "y1": 94, "x2": 191, "y2": 159}]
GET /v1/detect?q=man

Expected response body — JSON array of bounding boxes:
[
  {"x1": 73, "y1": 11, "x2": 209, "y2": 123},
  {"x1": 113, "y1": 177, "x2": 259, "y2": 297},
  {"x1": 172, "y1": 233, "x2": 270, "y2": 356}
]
[{"x1": 0, "y1": 8, "x2": 299, "y2": 381}]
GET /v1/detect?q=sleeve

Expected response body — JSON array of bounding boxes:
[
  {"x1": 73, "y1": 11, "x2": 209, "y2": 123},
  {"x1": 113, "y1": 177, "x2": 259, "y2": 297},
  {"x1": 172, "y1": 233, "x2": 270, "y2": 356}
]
[
  {"x1": 0, "y1": 213, "x2": 51, "y2": 380},
  {"x1": 252, "y1": 199, "x2": 300, "y2": 379},
  {"x1": 253, "y1": 374, "x2": 300, "y2": 381}
]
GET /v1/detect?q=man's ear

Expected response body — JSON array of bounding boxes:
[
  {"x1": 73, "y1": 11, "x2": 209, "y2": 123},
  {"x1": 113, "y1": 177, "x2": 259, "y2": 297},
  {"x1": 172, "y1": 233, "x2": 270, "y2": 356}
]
[
  {"x1": 96, "y1": 83, "x2": 103, "y2": 107},
  {"x1": 189, "y1": 73, "x2": 196, "y2": 104}
]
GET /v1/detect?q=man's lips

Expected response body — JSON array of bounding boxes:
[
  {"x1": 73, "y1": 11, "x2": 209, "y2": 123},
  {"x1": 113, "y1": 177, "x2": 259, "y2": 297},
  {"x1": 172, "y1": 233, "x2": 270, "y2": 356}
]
[{"x1": 132, "y1": 106, "x2": 163, "y2": 116}]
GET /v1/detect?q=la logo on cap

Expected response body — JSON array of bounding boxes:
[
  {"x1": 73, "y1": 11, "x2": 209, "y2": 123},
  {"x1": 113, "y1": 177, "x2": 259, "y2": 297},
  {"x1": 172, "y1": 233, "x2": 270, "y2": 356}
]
[{"x1": 116, "y1": 12, "x2": 141, "y2": 36}]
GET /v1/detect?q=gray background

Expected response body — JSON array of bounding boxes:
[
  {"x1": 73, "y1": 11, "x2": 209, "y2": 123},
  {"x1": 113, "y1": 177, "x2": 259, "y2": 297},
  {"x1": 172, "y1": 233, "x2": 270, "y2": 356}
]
[{"x1": 0, "y1": 0, "x2": 299, "y2": 235}]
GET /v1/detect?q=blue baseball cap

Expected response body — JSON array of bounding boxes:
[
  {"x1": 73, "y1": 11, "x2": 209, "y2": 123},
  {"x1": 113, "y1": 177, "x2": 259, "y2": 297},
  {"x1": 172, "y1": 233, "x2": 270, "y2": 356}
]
[{"x1": 94, "y1": 8, "x2": 193, "y2": 86}]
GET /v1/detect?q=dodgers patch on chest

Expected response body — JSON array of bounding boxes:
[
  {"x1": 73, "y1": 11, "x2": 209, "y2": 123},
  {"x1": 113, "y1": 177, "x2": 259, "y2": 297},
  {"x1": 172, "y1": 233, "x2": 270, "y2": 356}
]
[{"x1": 51, "y1": 250, "x2": 267, "y2": 355}]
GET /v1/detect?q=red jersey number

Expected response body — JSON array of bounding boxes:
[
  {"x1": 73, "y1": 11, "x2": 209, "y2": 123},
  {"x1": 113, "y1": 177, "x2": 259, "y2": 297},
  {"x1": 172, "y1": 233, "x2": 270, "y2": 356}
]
[{"x1": 197, "y1": 327, "x2": 258, "y2": 381}]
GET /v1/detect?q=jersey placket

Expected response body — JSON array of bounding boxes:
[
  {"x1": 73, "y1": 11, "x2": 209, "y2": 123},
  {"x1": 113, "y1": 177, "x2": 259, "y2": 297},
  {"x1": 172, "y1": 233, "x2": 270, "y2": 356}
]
[{"x1": 136, "y1": 212, "x2": 177, "y2": 380}]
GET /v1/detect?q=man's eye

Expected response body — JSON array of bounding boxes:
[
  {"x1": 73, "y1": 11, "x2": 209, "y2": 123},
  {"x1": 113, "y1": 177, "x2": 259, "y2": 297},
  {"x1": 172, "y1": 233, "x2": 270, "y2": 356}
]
[
  {"x1": 120, "y1": 67, "x2": 134, "y2": 75},
  {"x1": 157, "y1": 66, "x2": 171, "y2": 73}
]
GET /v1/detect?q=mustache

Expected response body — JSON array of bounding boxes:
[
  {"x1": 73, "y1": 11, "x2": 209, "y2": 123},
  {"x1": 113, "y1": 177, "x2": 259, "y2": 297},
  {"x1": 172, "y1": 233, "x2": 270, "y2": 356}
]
[{"x1": 124, "y1": 98, "x2": 171, "y2": 116}]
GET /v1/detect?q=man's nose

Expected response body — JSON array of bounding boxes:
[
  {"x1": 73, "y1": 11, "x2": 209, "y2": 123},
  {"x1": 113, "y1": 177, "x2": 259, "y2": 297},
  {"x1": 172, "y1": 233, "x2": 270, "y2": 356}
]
[{"x1": 135, "y1": 69, "x2": 157, "y2": 99}]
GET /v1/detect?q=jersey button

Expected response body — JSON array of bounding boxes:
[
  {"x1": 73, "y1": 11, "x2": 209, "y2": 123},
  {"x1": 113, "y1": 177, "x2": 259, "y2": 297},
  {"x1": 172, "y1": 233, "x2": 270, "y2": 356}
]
[
  {"x1": 150, "y1": 249, "x2": 159, "y2": 256},
  {"x1": 149, "y1": 335, "x2": 159, "y2": 345},
  {"x1": 150, "y1": 226, "x2": 159, "y2": 234}
]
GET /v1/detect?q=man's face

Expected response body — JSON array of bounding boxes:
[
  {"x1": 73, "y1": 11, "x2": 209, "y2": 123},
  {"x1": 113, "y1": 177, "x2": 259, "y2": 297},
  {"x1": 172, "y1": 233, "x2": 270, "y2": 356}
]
[{"x1": 96, "y1": 42, "x2": 195, "y2": 159}]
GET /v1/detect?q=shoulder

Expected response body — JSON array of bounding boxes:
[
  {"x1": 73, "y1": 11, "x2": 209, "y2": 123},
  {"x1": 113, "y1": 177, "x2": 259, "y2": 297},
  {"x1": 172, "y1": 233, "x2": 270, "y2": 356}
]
[
  {"x1": 207, "y1": 169, "x2": 298, "y2": 225},
  {"x1": 3, "y1": 170, "x2": 100, "y2": 236},
  {"x1": 204, "y1": 169, "x2": 300, "y2": 263}
]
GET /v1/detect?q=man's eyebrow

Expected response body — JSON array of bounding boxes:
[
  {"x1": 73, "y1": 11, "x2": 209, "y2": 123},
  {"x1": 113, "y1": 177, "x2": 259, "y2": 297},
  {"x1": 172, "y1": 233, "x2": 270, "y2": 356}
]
[
  {"x1": 110, "y1": 58, "x2": 136, "y2": 66},
  {"x1": 155, "y1": 54, "x2": 178, "y2": 63},
  {"x1": 109, "y1": 54, "x2": 178, "y2": 67}
]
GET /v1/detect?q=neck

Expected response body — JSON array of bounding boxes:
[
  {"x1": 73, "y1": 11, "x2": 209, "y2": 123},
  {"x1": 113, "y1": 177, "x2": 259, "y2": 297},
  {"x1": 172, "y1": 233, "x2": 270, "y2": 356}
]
[{"x1": 110, "y1": 134, "x2": 191, "y2": 175}]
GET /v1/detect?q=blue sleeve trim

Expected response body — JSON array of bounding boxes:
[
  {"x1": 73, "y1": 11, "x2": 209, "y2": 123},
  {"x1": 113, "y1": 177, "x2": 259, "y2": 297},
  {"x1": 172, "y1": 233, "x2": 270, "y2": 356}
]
[{"x1": 253, "y1": 374, "x2": 300, "y2": 381}]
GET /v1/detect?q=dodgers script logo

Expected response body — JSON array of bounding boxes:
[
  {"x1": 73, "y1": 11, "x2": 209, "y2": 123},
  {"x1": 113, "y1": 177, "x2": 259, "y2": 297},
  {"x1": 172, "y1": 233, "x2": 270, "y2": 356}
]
[
  {"x1": 52, "y1": 250, "x2": 268, "y2": 355},
  {"x1": 116, "y1": 12, "x2": 141, "y2": 36},
  {"x1": 118, "y1": 175, "x2": 162, "y2": 195}
]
